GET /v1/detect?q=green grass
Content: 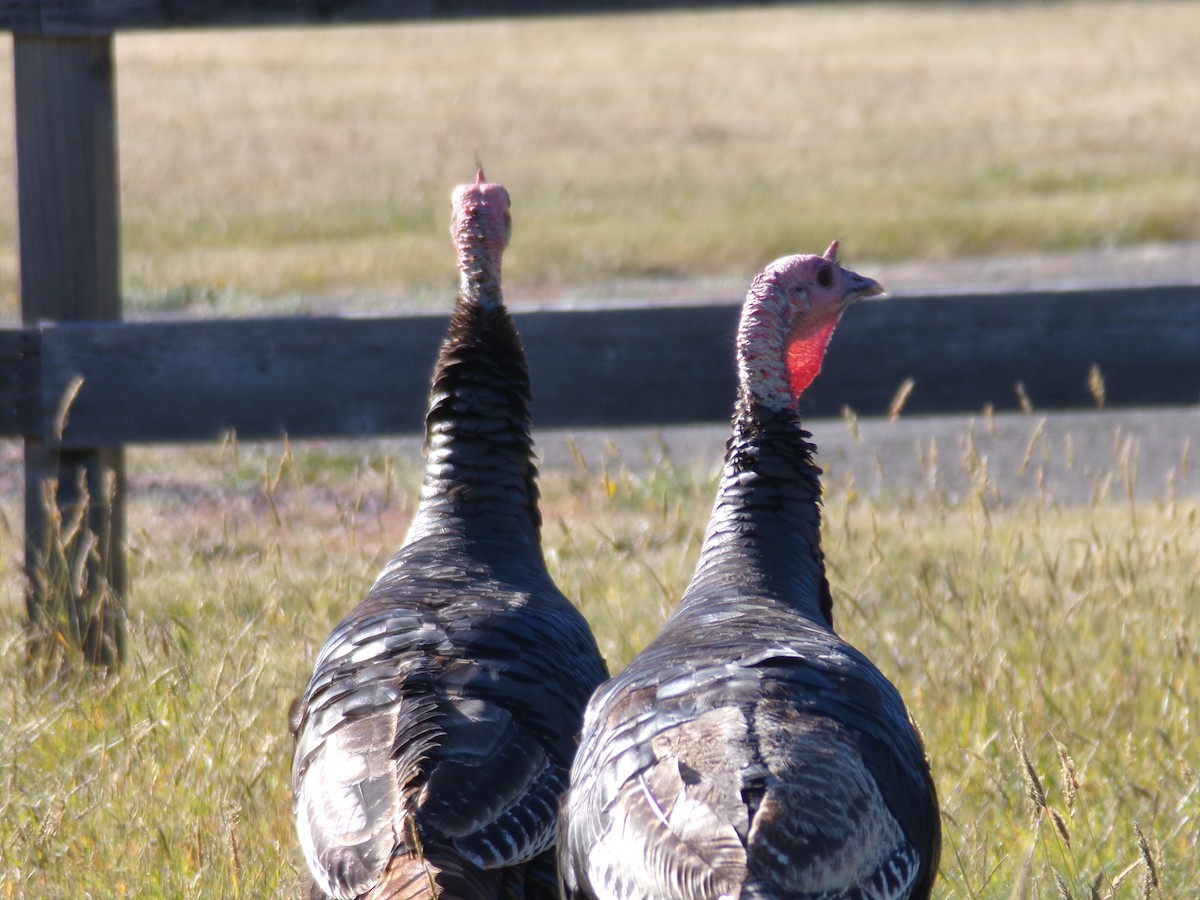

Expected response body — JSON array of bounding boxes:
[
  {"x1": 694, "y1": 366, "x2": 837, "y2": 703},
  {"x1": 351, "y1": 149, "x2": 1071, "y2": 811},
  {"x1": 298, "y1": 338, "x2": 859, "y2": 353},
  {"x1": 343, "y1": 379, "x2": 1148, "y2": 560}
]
[
  {"x1": 2, "y1": 1, "x2": 1200, "y2": 317},
  {"x1": 0, "y1": 425, "x2": 1196, "y2": 897},
  {"x1": 1, "y1": 4, "x2": 1198, "y2": 891}
]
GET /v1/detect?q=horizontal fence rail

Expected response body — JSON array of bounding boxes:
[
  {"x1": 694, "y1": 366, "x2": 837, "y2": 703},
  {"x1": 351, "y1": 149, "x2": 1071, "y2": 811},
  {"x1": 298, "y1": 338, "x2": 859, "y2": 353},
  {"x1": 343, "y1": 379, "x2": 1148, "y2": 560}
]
[
  {"x1": 3, "y1": 285, "x2": 1199, "y2": 449},
  {"x1": 2, "y1": 0, "x2": 746, "y2": 35}
]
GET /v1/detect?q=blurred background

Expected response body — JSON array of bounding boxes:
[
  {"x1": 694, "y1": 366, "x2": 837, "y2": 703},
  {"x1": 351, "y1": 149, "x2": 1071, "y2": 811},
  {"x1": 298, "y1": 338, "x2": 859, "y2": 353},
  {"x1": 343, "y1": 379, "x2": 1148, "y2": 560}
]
[{"x1": 2, "y1": 1, "x2": 1199, "y2": 319}]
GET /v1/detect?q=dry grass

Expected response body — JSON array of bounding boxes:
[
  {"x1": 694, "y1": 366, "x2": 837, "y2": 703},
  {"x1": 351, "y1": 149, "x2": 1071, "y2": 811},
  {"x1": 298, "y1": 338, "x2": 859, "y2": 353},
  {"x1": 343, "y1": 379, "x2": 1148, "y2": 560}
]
[
  {"x1": 1, "y1": 2, "x2": 1198, "y2": 893},
  {"x1": 0, "y1": 417, "x2": 1197, "y2": 896},
  {"x1": 2, "y1": 1, "x2": 1200, "y2": 316}
]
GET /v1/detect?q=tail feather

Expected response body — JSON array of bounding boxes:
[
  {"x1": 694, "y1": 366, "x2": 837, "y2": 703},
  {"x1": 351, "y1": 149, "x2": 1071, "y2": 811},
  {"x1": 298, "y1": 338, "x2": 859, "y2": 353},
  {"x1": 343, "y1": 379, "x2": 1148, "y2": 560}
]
[
  {"x1": 361, "y1": 849, "x2": 503, "y2": 900},
  {"x1": 352, "y1": 848, "x2": 561, "y2": 899},
  {"x1": 505, "y1": 849, "x2": 560, "y2": 900}
]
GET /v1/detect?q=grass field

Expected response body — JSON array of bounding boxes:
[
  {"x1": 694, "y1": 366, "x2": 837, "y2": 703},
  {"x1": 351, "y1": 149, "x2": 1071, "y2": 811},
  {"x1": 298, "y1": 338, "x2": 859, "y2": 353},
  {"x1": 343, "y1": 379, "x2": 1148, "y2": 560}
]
[
  {"x1": 2, "y1": 1, "x2": 1199, "y2": 896},
  {"x1": 2, "y1": 0, "x2": 1200, "y2": 317},
  {"x1": 0, "y1": 418, "x2": 1196, "y2": 897}
]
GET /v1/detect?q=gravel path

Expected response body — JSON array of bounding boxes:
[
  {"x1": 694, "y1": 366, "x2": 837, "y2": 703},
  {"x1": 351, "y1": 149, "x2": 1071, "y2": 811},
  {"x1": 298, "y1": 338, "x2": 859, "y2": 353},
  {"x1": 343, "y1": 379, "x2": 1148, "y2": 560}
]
[
  {"x1": 518, "y1": 241, "x2": 1200, "y2": 310},
  {"x1": 535, "y1": 406, "x2": 1200, "y2": 505},
  {"x1": 869, "y1": 241, "x2": 1200, "y2": 297}
]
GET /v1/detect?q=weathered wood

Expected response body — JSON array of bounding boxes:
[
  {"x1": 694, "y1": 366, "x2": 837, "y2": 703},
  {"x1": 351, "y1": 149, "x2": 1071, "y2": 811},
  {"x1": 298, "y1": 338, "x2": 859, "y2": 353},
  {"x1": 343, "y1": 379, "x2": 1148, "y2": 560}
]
[
  {"x1": 0, "y1": 330, "x2": 40, "y2": 437},
  {"x1": 15, "y1": 34, "x2": 126, "y2": 668},
  {"x1": 36, "y1": 314, "x2": 449, "y2": 444},
  {"x1": 2, "y1": 0, "x2": 740, "y2": 35},
  {"x1": 816, "y1": 285, "x2": 1200, "y2": 417},
  {"x1": 1, "y1": 285, "x2": 1196, "y2": 448}
]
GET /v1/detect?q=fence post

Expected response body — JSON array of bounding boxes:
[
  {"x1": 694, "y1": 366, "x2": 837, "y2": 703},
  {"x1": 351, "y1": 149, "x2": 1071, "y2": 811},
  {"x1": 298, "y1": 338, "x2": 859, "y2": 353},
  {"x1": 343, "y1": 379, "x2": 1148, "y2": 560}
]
[{"x1": 15, "y1": 34, "x2": 127, "y2": 668}]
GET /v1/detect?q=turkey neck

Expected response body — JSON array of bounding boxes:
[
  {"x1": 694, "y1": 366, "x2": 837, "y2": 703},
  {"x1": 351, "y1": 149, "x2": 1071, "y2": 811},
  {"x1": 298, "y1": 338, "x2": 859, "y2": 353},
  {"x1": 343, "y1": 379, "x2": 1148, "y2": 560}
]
[
  {"x1": 678, "y1": 278, "x2": 835, "y2": 629},
  {"x1": 680, "y1": 393, "x2": 831, "y2": 628},
  {"x1": 405, "y1": 297, "x2": 543, "y2": 556},
  {"x1": 455, "y1": 216, "x2": 504, "y2": 306}
]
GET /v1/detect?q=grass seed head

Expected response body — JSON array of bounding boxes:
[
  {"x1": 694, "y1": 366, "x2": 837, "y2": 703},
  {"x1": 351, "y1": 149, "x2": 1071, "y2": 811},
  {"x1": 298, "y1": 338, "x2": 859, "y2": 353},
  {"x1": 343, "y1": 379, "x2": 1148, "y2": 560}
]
[
  {"x1": 1056, "y1": 740, "x2": 1081, "y2": 815},
  {"x1": 1135, "y1": 823, "x2": 1159, "y2": 896},
  {"x1": 1088, "y1": 365, "x2": 1107, "y2": 410},
  {"x1": 1012, "y1": 727, "x2": 1047, "y2": 821},
  {"x1": 1049, "y1": 807, "x2": 1071, "y2": 848}
]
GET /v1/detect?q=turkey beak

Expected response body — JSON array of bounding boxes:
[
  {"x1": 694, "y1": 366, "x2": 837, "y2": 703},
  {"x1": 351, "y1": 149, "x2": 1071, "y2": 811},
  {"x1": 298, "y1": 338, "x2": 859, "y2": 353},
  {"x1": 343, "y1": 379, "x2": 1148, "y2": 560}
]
[{"x1": 843, "y1": 269, "x2": 885, "y2": 304}]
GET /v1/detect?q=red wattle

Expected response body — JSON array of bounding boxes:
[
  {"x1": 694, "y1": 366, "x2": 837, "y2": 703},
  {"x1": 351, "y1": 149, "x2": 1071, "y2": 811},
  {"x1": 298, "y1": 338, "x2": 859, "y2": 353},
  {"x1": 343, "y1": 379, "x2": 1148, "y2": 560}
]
[{"x1": 786, "y1": 317, "x2": 840, "y2": 402}]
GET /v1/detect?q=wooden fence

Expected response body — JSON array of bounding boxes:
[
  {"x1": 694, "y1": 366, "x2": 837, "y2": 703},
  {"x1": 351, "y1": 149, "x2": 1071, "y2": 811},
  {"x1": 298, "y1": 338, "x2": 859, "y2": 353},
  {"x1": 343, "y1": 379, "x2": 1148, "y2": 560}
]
[
  {"x1": 5, "y1": 287, "x2": 1200, "y2": 447},
  {"x1": 3, "y1": 1, "x2": 1200, "y2": 667}
]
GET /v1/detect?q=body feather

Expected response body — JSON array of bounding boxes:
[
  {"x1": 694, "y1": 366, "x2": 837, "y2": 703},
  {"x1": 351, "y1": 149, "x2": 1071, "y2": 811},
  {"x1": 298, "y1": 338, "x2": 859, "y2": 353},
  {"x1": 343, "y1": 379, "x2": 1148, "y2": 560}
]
[
  {"x1": 561, "y1": 249, "x2": 939, "y2": 900},
  {"x1": 292, "y1": 174, "x2": 607, "y2": 899}
]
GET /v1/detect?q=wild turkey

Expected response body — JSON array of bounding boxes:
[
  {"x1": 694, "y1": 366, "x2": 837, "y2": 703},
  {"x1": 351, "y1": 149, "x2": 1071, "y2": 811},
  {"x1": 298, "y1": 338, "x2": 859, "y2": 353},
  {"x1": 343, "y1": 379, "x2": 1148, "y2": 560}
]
[
  {"x1": 560, "y1": 244, "x2": 940, "y2": 900},
  {"x1": 291, "y1": 171, "x2": 608, "y2": 900}
]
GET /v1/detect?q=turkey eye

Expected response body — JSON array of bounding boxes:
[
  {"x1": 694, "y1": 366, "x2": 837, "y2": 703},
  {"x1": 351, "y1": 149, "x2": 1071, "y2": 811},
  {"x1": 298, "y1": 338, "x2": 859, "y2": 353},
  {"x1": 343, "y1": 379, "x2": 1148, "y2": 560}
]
[{"x1": 816, "y1": 265, "x2": 834, "y2": 288}]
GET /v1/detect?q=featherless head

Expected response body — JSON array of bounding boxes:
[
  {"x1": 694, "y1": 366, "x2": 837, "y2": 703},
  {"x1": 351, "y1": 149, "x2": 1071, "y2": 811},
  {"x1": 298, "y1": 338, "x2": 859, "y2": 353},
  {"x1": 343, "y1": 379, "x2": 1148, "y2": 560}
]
[
  {"x1": 738, "y1": 241, "x2": 883, "y2": 411},
  {"x1": 450, "y1": 168, "x2": 512, "y2": 306}
]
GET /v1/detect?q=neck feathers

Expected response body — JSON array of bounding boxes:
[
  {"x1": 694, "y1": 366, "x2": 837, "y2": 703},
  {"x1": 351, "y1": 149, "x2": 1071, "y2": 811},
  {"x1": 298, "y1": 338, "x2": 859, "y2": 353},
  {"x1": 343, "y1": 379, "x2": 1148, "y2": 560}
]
[
  {"x1": 405, "y1": 300, "x2": 541, "y2": 549},
  {"x1": 681, "y1": 269, "x2": 839, "y2": 627},
  {"x1": 679, "y1": 248, "x2": 878, "y2": 630},
  {"x1": 684, "y1": 395, "x2": 833, "y2": 627},
  {"x1": 406, "y1": 173, "x2": 530, "y2": 548}
]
